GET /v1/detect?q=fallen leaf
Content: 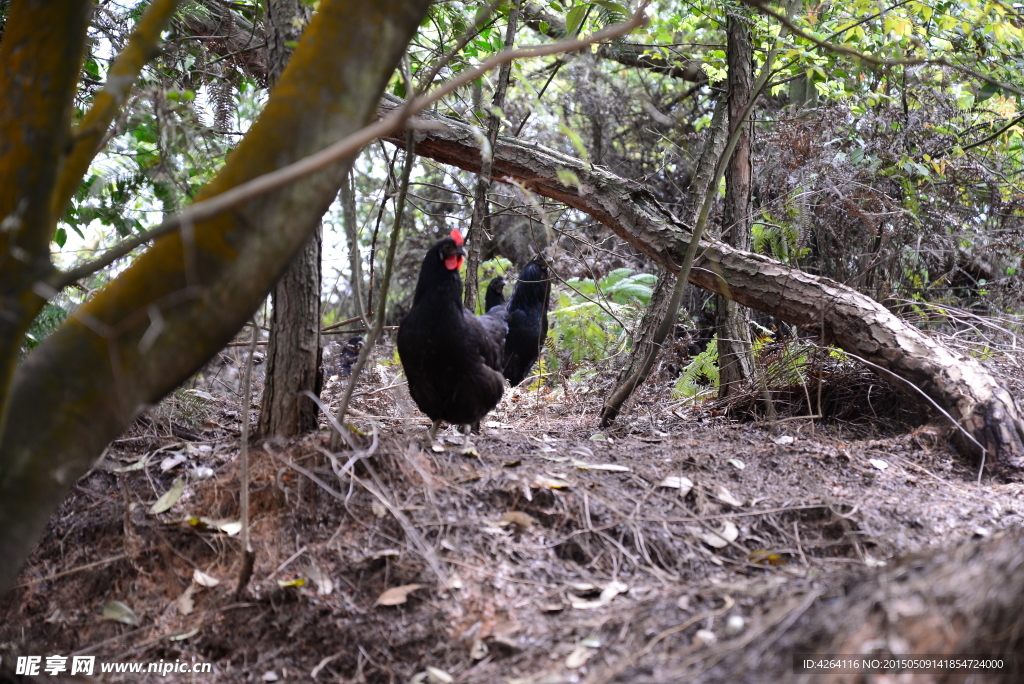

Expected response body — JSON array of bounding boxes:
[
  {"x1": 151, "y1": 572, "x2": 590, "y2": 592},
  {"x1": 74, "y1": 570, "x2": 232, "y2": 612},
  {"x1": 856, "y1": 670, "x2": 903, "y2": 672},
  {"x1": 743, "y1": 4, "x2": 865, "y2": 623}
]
[
  {"x1": 715, "y1": 486, "x2": 743, "y2": 507},
  {"x1": 193, "y1": 569, "x2": 220, "y2": 587},
  {"x1": 262, "y1": 671, "x2": 279, "y2": 682},
  {"x1": 184, "y1": 389, "x2": 216, "y2": 401},
  {"x1": 306, "y1": 563, "x2": 334, "y2": 596},
  {"x1": 374, "y1": 583, "x2": 424, "y2": 606},
  {"x1": 599, "y1": 580, "x2": 628, "y2": 603},
  {"x1": 168, "y1": 627, "x2": 199, "y2": 641},
  {"x1": 501, "y1": 511, "x2": 536, "y2": 530},
  {"x1": 692, "y1": 629, "x2": 717, "y2": 648},
  {"x1": 727, "y1": 458, "x2": 746, "y2": 470},
  {"x1": 532, "y1": 475, "x2": 570, "y2": 489},
  {"x1": 149, "y1": 476, "x2": 185, "y2": 515},
  {"x1": 114, "y1": 456, "x2": 149, "y2": 473},
  {"x1": 424, "y1": 666, "x2": 454, "y2": 683},
  {"x1": 102, "y1": 600, "x2": 139, "y2": 626},
  {"x1": 176, "y1": 586, "x2": 196, "y2": 616},
  {"x1": 869, "y1": 458, "x2": 889, "y2": 470},
  {"x1": 773, "y1": 435, "x2": 795, "y2": 445},
  {"x1": 217, "y1": 521, "x2": 242, "y2": 536},
  {"x1": 658, "y1": 476, "x2": 694, "y2": 495},
  {"x1": 701, "y1": 521, "x2": 739, "y2": 549},
  {"x1": 566, "y1": 644, "x2": 594, "y2": 669},
  {"x1": 160, "y1": 453, "x2": 187, "y2": 472},
  {"x1": 276, "y1": 578, "x2": 306, "y2": 588},
  {"x1": 572, "y1": 459, "x2": 630, "y2": 472}
]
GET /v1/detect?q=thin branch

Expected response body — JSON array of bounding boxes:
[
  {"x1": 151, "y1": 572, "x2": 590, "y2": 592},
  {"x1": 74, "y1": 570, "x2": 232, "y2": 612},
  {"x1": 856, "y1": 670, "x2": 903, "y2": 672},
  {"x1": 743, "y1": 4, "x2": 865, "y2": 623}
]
[
  {"x1": 743, "y1": 0, "x2": 1024, "y2": 98},
  {"x1": 45, "y1": 4, "x2": 650, "y2": 293}
]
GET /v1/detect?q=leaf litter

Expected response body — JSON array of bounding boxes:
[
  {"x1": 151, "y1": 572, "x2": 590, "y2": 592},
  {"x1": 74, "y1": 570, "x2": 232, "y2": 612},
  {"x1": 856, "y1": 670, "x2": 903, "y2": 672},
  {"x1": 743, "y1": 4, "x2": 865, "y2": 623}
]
[{"x1": 3, "y1": 343, "x2": 1024, "y2": 683}]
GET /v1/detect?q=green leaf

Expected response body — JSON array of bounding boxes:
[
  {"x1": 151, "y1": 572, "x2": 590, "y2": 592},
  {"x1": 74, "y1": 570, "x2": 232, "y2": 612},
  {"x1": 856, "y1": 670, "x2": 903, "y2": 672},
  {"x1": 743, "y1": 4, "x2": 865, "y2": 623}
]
[
  {"x1": 591, "y1": 0, "x2": 630, "y2": 18},
  {"x1": 54, "y1": 227, "x2": 67, "y2": 247},
  {"x1": 566, "y1": 4, "x2": 589, "y2": 35}
]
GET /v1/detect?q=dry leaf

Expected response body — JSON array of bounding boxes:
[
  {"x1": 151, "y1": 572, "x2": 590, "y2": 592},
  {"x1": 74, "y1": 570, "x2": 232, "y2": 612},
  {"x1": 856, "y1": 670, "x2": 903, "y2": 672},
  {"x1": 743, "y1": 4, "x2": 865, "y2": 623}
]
[
  {"x1": 374, "y1": 583, "x2": 424, "y2": 606},
  {"x1": 176, "y1": 586, "x2": 196, "y2": 616},
  {"x1": 149, "y1": 476, "x2": 185, "y2": 515},
  {"x1": 572, "y1": 459, "x2": 630, "y2": 472},
  {"x1": 160, "y1": 453, "x2": 187, "y2": 472},
  {"x1": 658, "y1": 476, "x2": 694, "y2": 495},
  {"x1": 501, "y1": 511, "x2": 536, "y2": 530},
  {"x1": 193, "y1": 569, "x2": 220, "y2": 587},
  {"x1": 701, "y1": 521, "x2": 739, "y2": 549},
  {"x1": 532, "y1": 475, "x2": 570, "y2": 489},
  {"x1": 102, "y1": 600, "x2": 139, "y2": 626},
  {"x1": 869, "y1": 458, "x2": 889, "y2": 470},
  {"x1": 715, "y1": 485, "x2": 743, "y2": 507},
  {"x1": 424, "y1": 666, "x2": 454, "y2": 683},
  {"x1": 168, "y1": 627, "x2": 199, "y2": 641},
  {"x1": 566, "y1": 644, "x2": 594, "y2": 669},
  {"x1": 306, "y1": 563, "x2": 334, "y2": 596}
]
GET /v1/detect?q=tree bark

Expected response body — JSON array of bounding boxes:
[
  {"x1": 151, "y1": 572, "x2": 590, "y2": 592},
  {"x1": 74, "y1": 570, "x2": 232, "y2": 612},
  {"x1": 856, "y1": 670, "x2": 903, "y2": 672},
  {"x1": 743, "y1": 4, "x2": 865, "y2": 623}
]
[
  {"x1": 380, "y1": 94, "x2": 1024, "y2": 469},
  {"x1": 716, "y1": 9, "x2": 755, "y2": 399},
  {"x1": 600, "y1": 97, "x2": 729, "y2": 425},
  {"x1": 464, "y1": 1, "x2": 519, "y2": 313},
  {"x1": 0, "y1": 0, "x2": 430, "y2": 596},
  {"x1": 258, "y1": 0, "x2": 323, "y2": 438},
  {"x1": 0, "y1": 0, "x2": 94, "y2": 446}
]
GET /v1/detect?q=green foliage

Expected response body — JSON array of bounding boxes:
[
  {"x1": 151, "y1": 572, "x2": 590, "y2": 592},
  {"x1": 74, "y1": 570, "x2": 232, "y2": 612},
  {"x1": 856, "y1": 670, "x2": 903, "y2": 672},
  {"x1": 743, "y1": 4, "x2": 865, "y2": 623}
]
[
  {"x1": 549, "y1": 268, "x2": 655, "y2": 370},
  {"x1": 21, "y1": 303, "x2": 70, "y2": 358},
  {"x1": 673, "y1": 339, "x2": 719, "y2": 398}
]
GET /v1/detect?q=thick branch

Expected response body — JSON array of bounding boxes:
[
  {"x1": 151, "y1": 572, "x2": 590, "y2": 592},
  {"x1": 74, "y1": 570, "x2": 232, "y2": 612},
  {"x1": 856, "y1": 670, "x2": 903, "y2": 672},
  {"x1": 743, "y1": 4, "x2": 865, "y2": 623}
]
[
  {"x1": 0, "y1": 0, "x2": 93, "y2": 451},
  {"x1": 0, "y1": 0, "x2": 431, "y2": 596},
  {"x1": 379, "y1": 94, "x2": 1024, "y2": 468},
  {"x1": 52, "y1": 0, "x2": 181, "y2": 221}
]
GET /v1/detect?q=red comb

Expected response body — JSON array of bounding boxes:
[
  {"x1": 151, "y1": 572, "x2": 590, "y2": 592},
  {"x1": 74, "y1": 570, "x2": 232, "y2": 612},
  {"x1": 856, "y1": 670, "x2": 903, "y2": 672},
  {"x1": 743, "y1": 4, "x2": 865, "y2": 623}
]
[{"x1": 449, "y1": 228, "x2": 464, "y2": 246}]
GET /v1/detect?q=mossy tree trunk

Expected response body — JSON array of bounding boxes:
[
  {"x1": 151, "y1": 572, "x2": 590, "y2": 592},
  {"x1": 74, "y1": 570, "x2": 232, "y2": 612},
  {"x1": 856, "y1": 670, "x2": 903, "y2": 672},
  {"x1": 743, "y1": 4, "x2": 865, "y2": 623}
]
[{"x1": 0, "y1": 0, "x2": 431, "y2": 595}]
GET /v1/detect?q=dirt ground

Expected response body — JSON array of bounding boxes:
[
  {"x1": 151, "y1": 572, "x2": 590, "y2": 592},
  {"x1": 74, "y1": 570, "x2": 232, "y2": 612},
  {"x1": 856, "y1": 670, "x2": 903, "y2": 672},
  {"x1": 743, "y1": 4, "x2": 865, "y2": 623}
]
[{"x1": 2, "y1": 339, "x2": 1023, "y2": 683}]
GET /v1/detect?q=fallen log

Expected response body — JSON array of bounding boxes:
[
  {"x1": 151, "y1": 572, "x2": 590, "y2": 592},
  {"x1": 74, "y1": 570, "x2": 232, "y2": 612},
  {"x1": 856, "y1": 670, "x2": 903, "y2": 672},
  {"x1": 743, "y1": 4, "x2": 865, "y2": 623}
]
[{"x1": 379, "y1": 94, "x2": 1024, "y2": 470}]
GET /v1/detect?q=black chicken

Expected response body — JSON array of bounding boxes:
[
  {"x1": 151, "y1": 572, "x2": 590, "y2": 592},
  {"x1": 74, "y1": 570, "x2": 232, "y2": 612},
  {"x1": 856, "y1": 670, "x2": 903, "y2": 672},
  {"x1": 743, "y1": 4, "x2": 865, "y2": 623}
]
[
  {"x1": 501, "y1": 256, "x2": 551, "y2": 386},
  {"x1": 484, "y1": 275, "x2": 506, "y2": 311},
  {"x1": 337, "y1": 335, "x2": 364, "y2": 377},
  {"x1": 397, "y1": 229, "x2": 508, "y2": 446}
]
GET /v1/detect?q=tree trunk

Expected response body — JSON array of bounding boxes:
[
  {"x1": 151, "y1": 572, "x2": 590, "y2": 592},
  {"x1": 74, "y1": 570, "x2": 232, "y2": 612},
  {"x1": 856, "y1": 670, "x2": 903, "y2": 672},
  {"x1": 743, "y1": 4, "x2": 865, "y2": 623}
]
[
  {"x1": 257, "y1": 0, "x2": 322, "y2": 438},
  {"x1": 600, "y1": 97, "x2": 728, "y2": 425},
  {"x1": 259, "y1": 227, "x2": 324, "y2": 435},
  {"x1": 379, "y1": 94, "x2": 1024, "y2": 469},
  {"x1": 716, "y1": 9, "x2": 755, "y2": 399},
  {"x1": 0, "y1": 0, "x2": 430, "y2": 596},
  {"x1": 464, "y1": 1, "x2": 519, "y2": 313}
]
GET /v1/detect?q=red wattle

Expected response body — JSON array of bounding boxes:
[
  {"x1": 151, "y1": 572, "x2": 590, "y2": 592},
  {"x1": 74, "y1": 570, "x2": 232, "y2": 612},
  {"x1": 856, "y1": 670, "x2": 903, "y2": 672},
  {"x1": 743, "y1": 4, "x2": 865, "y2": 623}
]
[{"x1": 445, "y1": 255, "x2": 463, "y2": 271}]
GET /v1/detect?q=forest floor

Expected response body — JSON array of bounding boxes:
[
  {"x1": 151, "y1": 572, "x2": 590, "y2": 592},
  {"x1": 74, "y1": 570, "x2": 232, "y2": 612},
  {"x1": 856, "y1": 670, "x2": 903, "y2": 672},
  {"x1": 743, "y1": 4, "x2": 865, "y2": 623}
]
[{"x1": 2, "y1": 340, "x2": 1023, "y2": 684}]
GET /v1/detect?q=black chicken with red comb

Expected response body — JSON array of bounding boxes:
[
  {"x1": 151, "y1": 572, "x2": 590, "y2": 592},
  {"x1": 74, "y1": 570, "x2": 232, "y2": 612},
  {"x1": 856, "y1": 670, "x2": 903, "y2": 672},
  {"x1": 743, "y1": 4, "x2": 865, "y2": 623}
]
[{"x1": 397, "y1": 229, "x2": 508, "y2": 447}]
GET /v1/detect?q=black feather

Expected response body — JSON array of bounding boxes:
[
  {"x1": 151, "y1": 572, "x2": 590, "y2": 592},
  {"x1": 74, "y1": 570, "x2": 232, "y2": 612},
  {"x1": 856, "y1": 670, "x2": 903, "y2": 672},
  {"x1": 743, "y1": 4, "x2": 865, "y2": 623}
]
[
  {"x1": 501, "y1": 256, "x2": 551, "y2": 386},
  {"x1": 397, "y1": 236, "x2": 508, "y2": 427},
  {"x1": 485, "y1": 276, "x2": 506, "y2": 312}
]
